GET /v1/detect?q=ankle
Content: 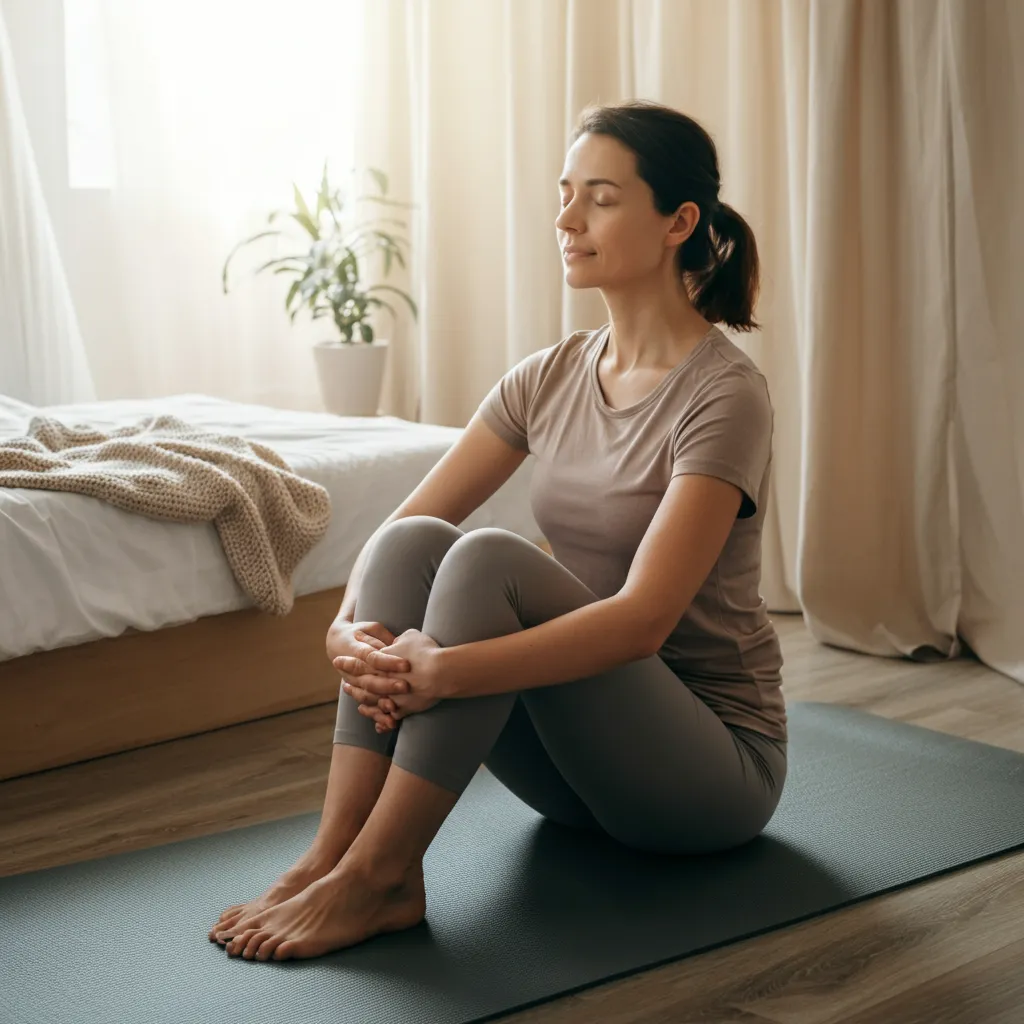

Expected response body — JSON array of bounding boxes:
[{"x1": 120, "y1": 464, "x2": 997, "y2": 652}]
[
  {"x1": 300, "y1": 840, "x2": 350, "y2": 872},
  {"x1": 336, "y1": 849, "x2": 421, "y2": 890}
]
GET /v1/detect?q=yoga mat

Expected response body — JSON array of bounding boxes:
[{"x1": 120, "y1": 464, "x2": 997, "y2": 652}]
[{"x1": 2, "y1": 701, "x2": 1023, "y2": 1024}]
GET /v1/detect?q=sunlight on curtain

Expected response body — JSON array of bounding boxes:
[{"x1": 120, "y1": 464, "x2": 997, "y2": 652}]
[
  {"x1": 64, "y1": 0, "x2": 115, "y2": 189},
  {"x1": 63, "y1": 0, "x2": 364, "y2": 407}
]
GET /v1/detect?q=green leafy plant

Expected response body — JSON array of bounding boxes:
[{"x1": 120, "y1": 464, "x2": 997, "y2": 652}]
[{"x1": 222, "y1": 164, "x2": 418, "y2": 343}]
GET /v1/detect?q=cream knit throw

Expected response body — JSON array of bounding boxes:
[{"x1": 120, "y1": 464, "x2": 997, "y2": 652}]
[{"x1": 0, "y1": 414, "x2": 331, "y2": 615}]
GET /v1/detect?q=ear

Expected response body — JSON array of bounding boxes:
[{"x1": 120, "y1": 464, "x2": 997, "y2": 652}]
[{"x1": 666, "y1": 201, "x2": 700, "y2": 248}]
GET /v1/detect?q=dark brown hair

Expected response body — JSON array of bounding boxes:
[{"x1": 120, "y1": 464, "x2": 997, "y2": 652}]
[{"x1": 571, "y1": 100, "x2": 760, "y2": 331}]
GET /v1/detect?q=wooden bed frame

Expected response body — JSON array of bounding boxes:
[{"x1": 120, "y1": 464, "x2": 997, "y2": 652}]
[
  {"x1": 0, "y1": 586, "x2": 348, "y2": 782},
  {"x1": 0, "y1": 540, "x2": 553, "y2": 782}
]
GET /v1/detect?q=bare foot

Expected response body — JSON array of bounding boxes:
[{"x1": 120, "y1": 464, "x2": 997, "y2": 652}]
[
  {"x1": 218, "y1": 862, "x2": 426, "y2": 961},
  {"x1": 208, "y1": 849, "x2": 342, "y2": 945}
]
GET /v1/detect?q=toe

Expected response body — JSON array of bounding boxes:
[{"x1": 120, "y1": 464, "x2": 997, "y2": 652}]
[
  {"x1": 216, "y1": 905, "x2": 244, "y2": 928},
  {"x1": 219, "y1": 908, "x2": 245, "y2": 928},
  {"x1": 243, "y1": 931, "x2": 271, "y2": 959},
  {"x1": 224, "y1": 914, "x2": 258, "y2": 944},
  {"x1": 273, "y1": 940, "x2": 295, "y2": 960},
  {"x1": 255, "y1": 935, "x2": 283, "y2": 961},
  {"x1": 226, "y1": 929, "x2": 256, "y2": 955}
]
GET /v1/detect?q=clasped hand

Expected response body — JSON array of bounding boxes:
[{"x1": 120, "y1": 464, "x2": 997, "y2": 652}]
[{"x1": 332, "y1": 625, "x2": 445, "y2": 732}]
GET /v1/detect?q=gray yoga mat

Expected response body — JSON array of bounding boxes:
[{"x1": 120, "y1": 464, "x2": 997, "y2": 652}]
[{"x1": 2, "y1": 701, "x2": 1023, "y2": 1024}]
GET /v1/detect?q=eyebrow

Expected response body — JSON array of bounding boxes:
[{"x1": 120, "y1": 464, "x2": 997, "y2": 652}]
[{"x1": 558, "y1": 178, "x2": 622, "y2": 188}]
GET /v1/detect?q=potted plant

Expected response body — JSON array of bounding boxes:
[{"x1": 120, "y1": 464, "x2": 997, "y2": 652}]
[{"x1": 222, "y1": 164, "x2": 418, "y2": 416}]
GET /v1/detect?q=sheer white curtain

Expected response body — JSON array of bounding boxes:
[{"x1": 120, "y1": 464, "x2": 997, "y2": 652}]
[
  {"x1": 65, "y1": 0, "x2": 365, "y2": 409},
  {"x1": 0, "y1": 4, "x2": 95, "y2": 404},
  {"x1": 355, "y1": 0, "x2": 1024, "y2": 686}
]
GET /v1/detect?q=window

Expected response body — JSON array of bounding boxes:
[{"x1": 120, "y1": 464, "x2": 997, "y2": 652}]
[{"x1": 64, "y1": 0, "x2": 116, "y2": 188}]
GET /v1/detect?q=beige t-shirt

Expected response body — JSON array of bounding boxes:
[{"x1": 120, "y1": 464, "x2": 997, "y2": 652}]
[{"x1": 478, "y1": 322, "x2": 787, "y2": 742}]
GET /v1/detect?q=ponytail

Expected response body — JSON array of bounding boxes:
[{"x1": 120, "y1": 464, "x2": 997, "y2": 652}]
[{"x1": 682, "y1": 202, "x2": 760, "y2": 332}]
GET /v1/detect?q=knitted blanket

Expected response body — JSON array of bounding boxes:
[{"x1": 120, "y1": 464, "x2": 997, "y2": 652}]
[{"x1": 0, "y1": 414, "x2": 331, "y2": 615}]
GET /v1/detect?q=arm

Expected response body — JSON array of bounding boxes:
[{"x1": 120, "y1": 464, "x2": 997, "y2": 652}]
[
  {"x1": 435, "y1": 593, "x2": 655, "y2": 699},
  {"x1": 436, "y1": 472, "x2": 744, "y2": 699}
]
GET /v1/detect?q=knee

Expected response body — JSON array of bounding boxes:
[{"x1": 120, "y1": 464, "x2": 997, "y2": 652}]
[
  {"x1": 438, "y1": 527, "x2": 533, "y2": 579},
  {"x1": 372, "y1": 515, "x2": 462, "y2": 566}
]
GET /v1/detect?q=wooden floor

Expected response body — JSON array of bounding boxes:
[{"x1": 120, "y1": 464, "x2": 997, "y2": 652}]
[{"x1": 3, "y1": 613, "x2": 1023, "y2": 1023}]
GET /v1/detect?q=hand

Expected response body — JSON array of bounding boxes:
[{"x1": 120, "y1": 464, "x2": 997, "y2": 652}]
[
  {"x1": 333, "y1": 628, "x2": 445, "y2": 733},
  {"x1": 327, "y1": 618, "x2": 412, "y2": 731}
]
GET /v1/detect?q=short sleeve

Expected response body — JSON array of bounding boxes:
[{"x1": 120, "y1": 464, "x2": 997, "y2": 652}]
[
  {"x1": 670, "y1": 370, "x2": 773, "y2": 519},
  {"x1": 477, "y1": 347, "x2": 551, "y2": 453}
]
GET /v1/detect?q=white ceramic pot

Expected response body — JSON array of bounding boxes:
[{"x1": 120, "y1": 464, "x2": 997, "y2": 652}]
[{"x1": 312, "y1": 339, "x2": 389, "y2": 416}]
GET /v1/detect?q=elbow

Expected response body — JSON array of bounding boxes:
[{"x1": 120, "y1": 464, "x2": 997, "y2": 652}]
[
  {"x1": 639, "y1": 628, "x2": 668, "y2": 661},
  {"x1": 612, "y1": 595, "x2": 672, "y2": 661}
]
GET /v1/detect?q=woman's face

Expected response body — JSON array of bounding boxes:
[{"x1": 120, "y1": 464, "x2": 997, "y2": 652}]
[{"x1": 556, "y1": 131, "x2": 697, "y2": 290}]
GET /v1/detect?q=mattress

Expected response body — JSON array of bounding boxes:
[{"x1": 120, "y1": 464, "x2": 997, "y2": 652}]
[{"x1": 0, "y1": 394, "x2": 542, "y2": 662}]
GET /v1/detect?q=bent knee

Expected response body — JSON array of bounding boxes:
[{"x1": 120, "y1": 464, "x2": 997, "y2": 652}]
[
  {"x1": 440, "y1": 527, "x2": 538, "y2": 575},
  {"x1": 375, "y1": 515, "x2": 462, "y2": 560}
]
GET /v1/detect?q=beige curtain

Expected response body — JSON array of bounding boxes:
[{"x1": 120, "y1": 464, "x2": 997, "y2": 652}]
[{"x1": 356, "y1": 0, "x2": 1024, "y2": 686}]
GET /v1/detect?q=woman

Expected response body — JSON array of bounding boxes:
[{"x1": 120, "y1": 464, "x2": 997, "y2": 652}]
[{"x1": 210, "y1": 99, "x2": 787, "y2": 962}]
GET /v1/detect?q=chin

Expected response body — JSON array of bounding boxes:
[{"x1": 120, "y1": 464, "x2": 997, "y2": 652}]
[{"x1": 564, "y1": 268, "x2": 602, "y2": 290}]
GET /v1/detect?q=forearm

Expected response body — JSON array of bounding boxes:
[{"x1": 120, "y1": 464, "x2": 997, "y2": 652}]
[{"x1": 436, "y1": 594, "x2": 657, "y2": 699}]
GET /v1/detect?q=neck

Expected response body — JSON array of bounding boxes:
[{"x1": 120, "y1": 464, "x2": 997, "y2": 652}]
[{"x1": 599, "y1": 266, "x2": 712, "y2": 371}]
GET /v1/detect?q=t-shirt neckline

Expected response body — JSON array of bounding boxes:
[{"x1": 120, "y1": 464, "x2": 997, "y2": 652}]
[{"x1": 589, "y1": 322, "x2": 718, "y2": 418}]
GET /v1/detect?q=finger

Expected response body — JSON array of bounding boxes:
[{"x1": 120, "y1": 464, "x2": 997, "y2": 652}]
[
  {"x1": 342, "y1": 681, "x2": 379, "y2": 706},
  {"x1": 334, "y1": 652, "x2": 410, "y2": 679},
  {"x1": 373, "y1": 697, "x2": 404, "y2": 722},
  {"x1": 359, "y1": 623, "x2": 397, "y2": 646},
  {"x1": 351, "y1": 671, "x2": 409, "y2": 696},
  {"x1": 379, "y1": 695, "x2": 412, "y2": 719},
  {"x1": 354, "y1": 640, "x2": 407, "y2": 670},
  {"x1": 333, "y1": 655, "x2": 371, "y2": 676},
  {"x1": 364, "y1": 645, "x2": 412, "y2": 673},
  {"x1": 338, "y1": 638, "x2": 401, "y2": 671},
  {"x1": 359, "y1": 704, "x2": 395, "y2": 729},
  {"x1": 333, "y1": 656, "x2": 408, "y2": 688}
]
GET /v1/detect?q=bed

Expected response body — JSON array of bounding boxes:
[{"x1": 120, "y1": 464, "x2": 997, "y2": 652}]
[{"x1": 0, "y1": 393, "x2": 544, "y2": 781}]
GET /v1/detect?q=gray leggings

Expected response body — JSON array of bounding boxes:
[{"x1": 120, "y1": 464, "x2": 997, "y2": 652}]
[{"x1": 334, "y1": 515, "x2": 787, "y2": 855}]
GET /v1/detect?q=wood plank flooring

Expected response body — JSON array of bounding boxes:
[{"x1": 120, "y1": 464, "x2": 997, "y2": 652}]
[{"x1": 2, "y1": 613, "x2": 1022, "y2": 1023}]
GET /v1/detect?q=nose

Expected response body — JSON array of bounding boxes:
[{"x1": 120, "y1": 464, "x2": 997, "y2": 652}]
[{"x1": 555, "y1": 198, "x2": 582, "y2": 234}]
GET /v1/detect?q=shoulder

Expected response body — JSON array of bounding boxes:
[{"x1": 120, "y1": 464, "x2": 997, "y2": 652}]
[
  {"x1": 505, "y1": 327, "x2": 598, "y2": 385},
  {"x1": 701, "y1": 327, "x2": 769, "y2": 383},
  {"x1": 692, "y1": 328, "x2": 772, "y2": 407},
  {"x1": 523, "y1": 327, "x2": 595, "y2": 367},
  {"x1": 671, "y1": 329, "x2": 774, "y2": 442}
]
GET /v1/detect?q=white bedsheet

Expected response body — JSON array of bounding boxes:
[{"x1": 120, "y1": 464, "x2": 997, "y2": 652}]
[{"x1": 0, "y1": 394, "x2": 541, "y2": 661}]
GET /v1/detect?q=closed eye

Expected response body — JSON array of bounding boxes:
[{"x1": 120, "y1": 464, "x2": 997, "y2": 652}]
[{"x1": 559, "y1": 197, "x2": 614, "y2": 208}]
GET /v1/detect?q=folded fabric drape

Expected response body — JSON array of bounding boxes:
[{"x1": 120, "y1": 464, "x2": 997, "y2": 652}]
[{"x1": 0, "y1": 415, "x2": 331, "y2": 614}]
